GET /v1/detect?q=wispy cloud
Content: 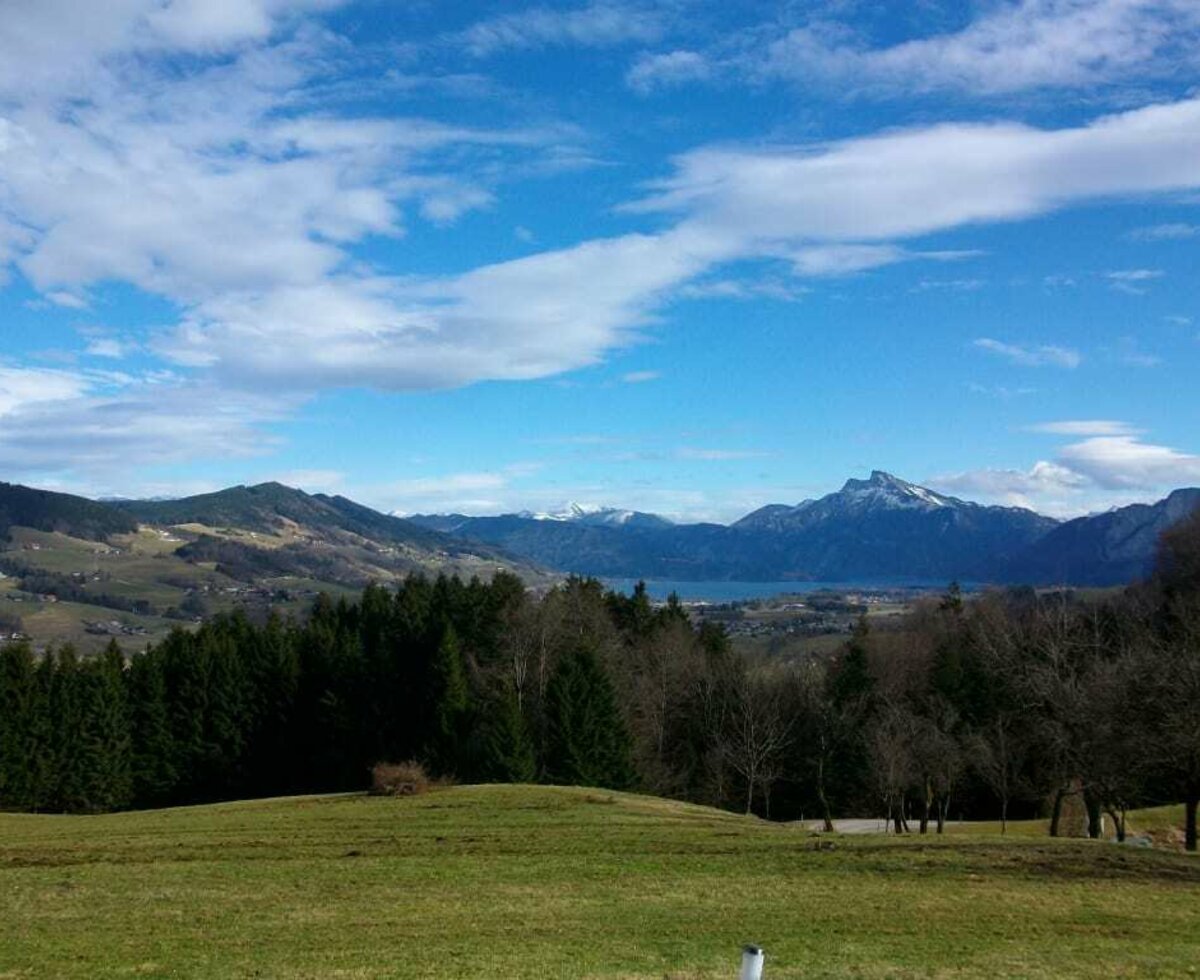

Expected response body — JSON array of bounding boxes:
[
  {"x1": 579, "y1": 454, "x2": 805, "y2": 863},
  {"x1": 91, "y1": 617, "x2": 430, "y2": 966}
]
[
  {"x1": 455, "y1": 3, "x2": 664, "y2": 57},
  {"x1": 1129, "y1": 223, "x2": 1200, "y2": 241},
  {"x1": 758, "y1": 0, "x2": 1200, "y2": 96},
  {"x1": 621, "y1": 370, "x2": 661, "y2": 384},
  {"x1": 1027, "y1": 420, "x2": 1139, "y2": 437},
  {"x1": 675, "y1": 447, "x2": 769, "y2": 462},
  {"x1": 973, "y1": 339, "x2": 1081, "y2": 369},
  {"x1": 626, "y1": 50, "x2": 710, "y2": 93},
  {"x1": 1107, "y1": 268, "x2": 1165, "y2": 294}
]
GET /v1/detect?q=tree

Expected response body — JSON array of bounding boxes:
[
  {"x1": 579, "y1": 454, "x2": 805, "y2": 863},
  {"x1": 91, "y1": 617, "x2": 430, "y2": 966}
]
[
  {"x1": 427, "y1": 624, "x2": 470, "y2": 774},
  {"x1": 479, "y1": 686, "x2": 537, "y2": 783},
  {"x1": 129, "y1": 650, "x2": 178, "y2": 806},
  {"x1": 722, "y1": 668, "x2": 791, "y2": 816},
  {"x1": 543, "y1": 646, "x2": 633, "y2": 789}
]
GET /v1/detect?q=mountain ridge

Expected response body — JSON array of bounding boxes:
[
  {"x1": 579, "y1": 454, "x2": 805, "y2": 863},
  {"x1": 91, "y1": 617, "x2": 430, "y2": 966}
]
[{"x1": 410, "y1": 471, "x2": 1199, "y2": 585}]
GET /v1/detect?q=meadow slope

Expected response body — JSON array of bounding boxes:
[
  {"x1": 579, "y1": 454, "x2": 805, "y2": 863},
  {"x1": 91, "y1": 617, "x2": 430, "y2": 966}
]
[{"x1": 1, "y1": 785, "x2": 1198, "y2": 979}]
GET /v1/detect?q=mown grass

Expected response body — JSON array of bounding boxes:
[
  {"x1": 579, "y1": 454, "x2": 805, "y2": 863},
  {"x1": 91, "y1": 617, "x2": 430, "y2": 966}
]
[{"x1": 1, "y1": 785, "x2": 1197, "y2": 979}]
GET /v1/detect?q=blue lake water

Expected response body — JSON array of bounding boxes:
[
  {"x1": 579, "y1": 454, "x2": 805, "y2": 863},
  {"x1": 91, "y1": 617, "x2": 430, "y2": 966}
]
[{"x1": 602, "y1": 579, "x2": 960, "y2": 602}]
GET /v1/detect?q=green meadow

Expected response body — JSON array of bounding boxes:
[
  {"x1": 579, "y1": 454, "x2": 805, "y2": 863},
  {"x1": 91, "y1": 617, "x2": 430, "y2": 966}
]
[{"x1": 1, "y1": 785, "x2": 1197, "y2": 979}]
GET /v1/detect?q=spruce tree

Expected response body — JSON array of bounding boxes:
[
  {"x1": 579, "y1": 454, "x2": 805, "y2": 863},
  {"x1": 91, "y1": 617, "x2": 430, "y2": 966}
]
[
  {"x1": 427, "y1": 624, "x2": 469, "y2": 774},
  {"x1": 76, "y1": 642, "x2": 132, "y2": 812},
  {"x1": 0, "y1": 641, "x2": 36, "y2": 809},
  {"x1": 543, "y1": 647, "x2": 634, "y2": 789},
  {"x1": 50, "y1": 645, "x2": 87, "y2": 811},
  {"x1": 479, "y1": 687, "x2": 537, "y2": 783},
  {"x1": 129, "y1": 650, "x2": 178, "y2": 806}
]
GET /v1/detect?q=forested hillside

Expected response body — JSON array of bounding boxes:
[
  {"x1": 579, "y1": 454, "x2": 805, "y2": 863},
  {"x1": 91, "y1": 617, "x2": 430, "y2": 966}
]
[{"x1": 2, "y1": 508, "x2": 1199, "y2": 849}]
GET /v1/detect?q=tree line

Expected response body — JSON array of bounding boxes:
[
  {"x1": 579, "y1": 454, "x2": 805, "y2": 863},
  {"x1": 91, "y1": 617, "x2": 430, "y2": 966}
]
[{"x1": 1, "y1": 511, "x2": 1198, "y2": 850}]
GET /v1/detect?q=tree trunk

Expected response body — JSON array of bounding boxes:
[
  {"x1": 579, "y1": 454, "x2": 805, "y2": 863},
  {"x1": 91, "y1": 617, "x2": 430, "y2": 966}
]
[
  {"x1": 1186, "y1": 795, "x2": 1198, "y2": 853},
  {"x1": 920, "y1": 776, "x2": 931, "y2": 835},
  {"x1": 1105, "y1": 806, "x2": 1126, "y2": 843},
  {"x1": 1085, "y1": 790, "x2": 1103, "y2": 840},
  {"x1": 1049, "y1": 784, "x2": 1067, "y2": 838},
  {"x1": 816, "y1": 755, "x2": 834, "y2": 831},
  {"x1": 936, "y1": 794, "x2": 949, "y2": 834},
  {"x1": 1000, "y1": 796, "x2": 1008, "y2": 835}
]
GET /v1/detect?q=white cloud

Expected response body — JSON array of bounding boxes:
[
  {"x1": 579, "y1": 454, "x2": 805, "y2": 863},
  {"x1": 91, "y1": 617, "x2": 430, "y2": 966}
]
[
  {"x1": 974, "y1": 339, "x2": 1082, "y2": 368},
  {"x1": 1027, "y1": 420, "x2": 1139, "y2": 437},
  {"x1": 621, "y1": 370, "x2": 660, "y2": 384},
  {"x1": 456, "y1": 3, "x2": 664, "y2": 56},
  {"x1": 1106, "y1": 268, "x2": 1166, "y2": 294},
  {"x1": 633, "y1": 99, "x2": 1200, "y2": 246},
  {"x1": 1129, "y1": 223, "x2": 1200, "y2": 241},
  {"x1": 0, "y1": 369, "x2": 288, "y2": 479},
  {"x1": 1107, "y1": 269, "x2": 1166, "y2": 282},
  {"x1": 85, "y1": 339, "x2": 130, "y2": 359},
  {"x1": 937, "y1": 421, "x2": 1200, "y2": 514},
  {"x1": 1058, "y1": 435, "x2": 1200, "y2": 490},
  {"x1": 760, "y1": 0, "x2": 1200, "y2": 96},
  {"x1": 626, "y1": 50, "x2": 711, "y2": 93},
  {"x1": 676, "y1": 448, "x2": 768, "y2": 461}
]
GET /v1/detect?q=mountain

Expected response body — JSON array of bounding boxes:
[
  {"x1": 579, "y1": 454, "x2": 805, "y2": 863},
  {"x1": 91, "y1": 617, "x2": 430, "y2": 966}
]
[
  {"x1": 0, "y1": 482, "x2": 138, "y2": 541},
  {"x1": 413, "y1": 503, "x2": 672, "y2": 532},
  {"x1": 1005, "y1": 488, "x2": 1200, "y2": 586},
  {"x1": 408, "y1": 472, "x2": 1061, "y2": 583},
  {"x1": 0, "y1": 480, "x2": 544, "y2": 654},
  {"x1": 731, "y1": 470, "x2": 1059, "y2": 581},
  {"x1": 519, "y1": 503, "x2": 674, "y2": 530},
  {"x1": 111, "y1": 482, "x2": 537, "y2": 582}
]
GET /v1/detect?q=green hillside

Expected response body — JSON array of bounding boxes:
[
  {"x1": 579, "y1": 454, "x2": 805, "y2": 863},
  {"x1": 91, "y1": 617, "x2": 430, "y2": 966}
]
[
  {"x1": 0, "y1": 481, "x2": 137, "y2": 541},
  {"x1": 0, "y1": 481, "x2": 547, "y2": 653},
  {"x1": 1, "y1": 785, "x2": 1197, "y2": 978}
]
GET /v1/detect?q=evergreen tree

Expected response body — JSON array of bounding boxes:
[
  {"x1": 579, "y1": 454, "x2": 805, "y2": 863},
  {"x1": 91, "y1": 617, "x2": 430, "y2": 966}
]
[
  {"x1": 543, "y1": 646, "x2": 634, "y2": 789},
  {"x1": 0, "y1": 641, "x2": 37, "y2": 808},
  {"x1": 28, "y1": 654, "x2": 57, "y2": 811},
  {"x1": 50, "y1": 645, "x2": 88, "y2": 811},
  {"x1": 76, "y1": 643, "x2": 132, "y2": 812},
  {"x1": 427, "y1": 624, "x2": 469, "y2": 773},
  {"x1": 479, "y1": 687, "x2": 537, "y2": 783},
  {"x1": 129, "y1": 649, "x2": 178, "y2": 806}
]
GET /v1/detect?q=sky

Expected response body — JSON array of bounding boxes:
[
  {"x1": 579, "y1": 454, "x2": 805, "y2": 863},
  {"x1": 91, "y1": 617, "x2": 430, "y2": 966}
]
[{"x1": 0, "y1": 0, "x2": 1198, "y2": 523}]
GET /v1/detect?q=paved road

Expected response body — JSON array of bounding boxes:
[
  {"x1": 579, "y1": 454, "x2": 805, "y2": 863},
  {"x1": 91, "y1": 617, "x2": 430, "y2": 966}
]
[
  {"x1": 806, "y1": 819, "x2": 889, "y2": 834},
  {"x1": 805, "y1": 819, "x2": 966, "y2": 834}
]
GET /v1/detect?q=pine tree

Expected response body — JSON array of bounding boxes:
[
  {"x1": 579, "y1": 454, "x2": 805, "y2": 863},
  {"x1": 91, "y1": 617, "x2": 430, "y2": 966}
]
[
  {"x1": 479, "y1": 686, "x2": 537, "y2": 783},
  {"x1": 0, "y1": 641, "x2": 37, "y2": 808},
  {"x1": 543, "y1": 647, "x2": 634, "y2": 789},
  {"x1": 76, "y1": 642, "x2": 132, "y2": 812},
  {"x1": 427, "y1": 624, "x2": 469, "y2": 773},
  {"x1": 50, "y1": 645, "x2": 87, "y2": 811},
  {"x1": 129, "y1": 650, "x2": 178, "y2": 806}
]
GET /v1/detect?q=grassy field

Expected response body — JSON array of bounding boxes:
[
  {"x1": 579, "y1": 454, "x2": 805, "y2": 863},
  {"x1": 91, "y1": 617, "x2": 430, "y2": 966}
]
[{"x1": 2, "y1": 786, "x2": 1198, "y2": 978}]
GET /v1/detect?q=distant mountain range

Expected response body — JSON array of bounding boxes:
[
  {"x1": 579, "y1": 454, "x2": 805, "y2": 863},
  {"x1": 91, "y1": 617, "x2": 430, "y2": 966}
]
[
  {"x1": 1, "y1": 472, "x2": 1196, "y2": 620},
  {"x1": 410, "y1": 470, "x2": 1200, "y2": 586},
  {"x1": 0, "y1": 480, "x2": 547, "y2": 652}
]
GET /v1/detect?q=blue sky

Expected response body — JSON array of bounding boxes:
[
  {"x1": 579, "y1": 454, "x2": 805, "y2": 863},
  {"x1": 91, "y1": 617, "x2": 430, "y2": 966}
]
[{"x1": 0, "y1": 0, "x2": 1197, "y2": 522}]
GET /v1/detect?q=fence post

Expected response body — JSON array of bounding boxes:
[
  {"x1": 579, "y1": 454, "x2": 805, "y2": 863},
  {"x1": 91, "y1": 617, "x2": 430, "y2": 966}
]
[{"x1": 740, "y1": 944, "x2": 764, "y2": 980}]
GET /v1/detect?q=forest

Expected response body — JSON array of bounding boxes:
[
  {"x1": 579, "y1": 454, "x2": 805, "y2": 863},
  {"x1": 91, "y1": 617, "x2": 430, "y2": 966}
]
[{"x1": 1, "y1": 509, "x2": 1198, "y2": 850}]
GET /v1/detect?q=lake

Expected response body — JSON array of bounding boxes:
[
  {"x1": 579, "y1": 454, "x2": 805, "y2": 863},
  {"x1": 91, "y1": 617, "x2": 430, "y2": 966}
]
[{"x1": 602, "y1": 579, "x2": 961, "y2": 603}]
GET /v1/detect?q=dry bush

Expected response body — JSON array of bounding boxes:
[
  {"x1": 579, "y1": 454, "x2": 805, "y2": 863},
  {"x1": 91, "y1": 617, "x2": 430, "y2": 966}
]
[{"x1": 370, "y1": 760, "x2": 431, "y2": 797}]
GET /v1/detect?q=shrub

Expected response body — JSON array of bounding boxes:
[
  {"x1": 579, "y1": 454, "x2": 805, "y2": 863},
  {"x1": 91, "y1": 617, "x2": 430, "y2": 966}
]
[{"x1": 370, "y1": 760, "x2": 431, "y2": 797}]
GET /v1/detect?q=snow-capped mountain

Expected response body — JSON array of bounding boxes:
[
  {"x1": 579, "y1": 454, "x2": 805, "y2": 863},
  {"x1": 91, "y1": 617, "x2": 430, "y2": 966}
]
[
  {"x1": 735, "y1": 470, "x2": 981, "y2": 531},
  {"x1": 518, "y1": 502, "x2": 673, "y2": 529},
  {"x1": 406, "y1": 471, "x2": 1199, "y2": 585}
]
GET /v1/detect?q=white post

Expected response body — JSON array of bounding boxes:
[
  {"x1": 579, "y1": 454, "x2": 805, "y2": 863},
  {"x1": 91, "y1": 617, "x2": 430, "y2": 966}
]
[{"x1": 740, "y1": 944, "x2": 764, "y2": 980}]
